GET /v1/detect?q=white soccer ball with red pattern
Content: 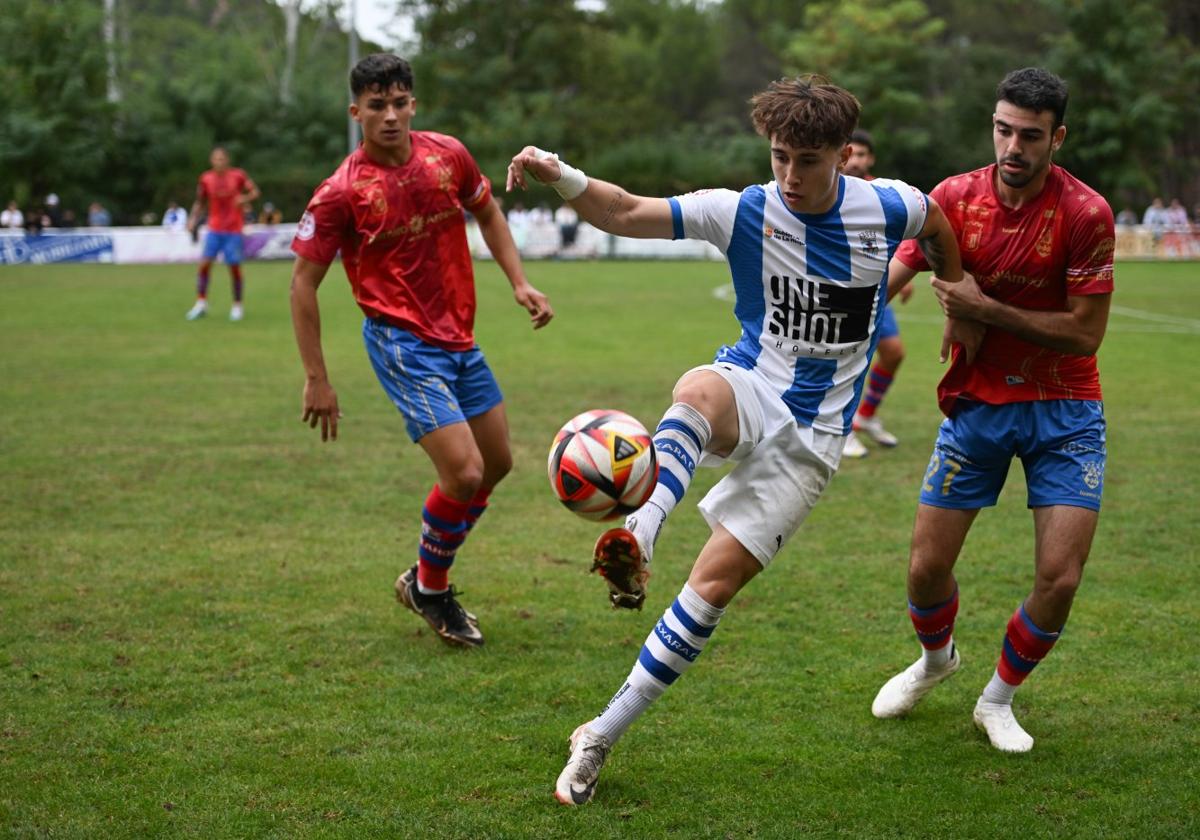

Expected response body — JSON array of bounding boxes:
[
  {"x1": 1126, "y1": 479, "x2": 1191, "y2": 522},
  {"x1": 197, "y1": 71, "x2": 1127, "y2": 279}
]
[{"x1": 547, "y1": 409, "x2": 658, "y2": 521}]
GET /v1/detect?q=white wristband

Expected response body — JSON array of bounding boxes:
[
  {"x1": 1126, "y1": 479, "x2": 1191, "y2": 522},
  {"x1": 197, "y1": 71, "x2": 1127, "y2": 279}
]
[{"x1": 532, "y1": 147, "x2": 588, "y2": 201}]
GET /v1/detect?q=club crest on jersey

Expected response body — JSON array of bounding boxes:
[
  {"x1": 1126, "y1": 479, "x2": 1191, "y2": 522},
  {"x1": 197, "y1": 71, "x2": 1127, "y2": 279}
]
[
  {"x1": 297, "y1": 211, "x2": 316, "y2": 240},
  {"x1": 1081, "y1": 460, "x2": 1104, "y2": 490},
  {"x1": 859, "y1": 230, "x2": 879, "y2": 258},
  {"x1": 1035, "y1": 224, "x2": 1054, "y2": 258}
]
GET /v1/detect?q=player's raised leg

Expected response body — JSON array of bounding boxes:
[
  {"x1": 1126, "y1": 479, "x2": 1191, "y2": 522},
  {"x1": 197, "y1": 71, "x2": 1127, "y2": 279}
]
[
  {"x1": 557, "y1": 525, "x2": 757, "y2": 805},
  {"x1": 974, "y1": 504, "x2": 1095, "y2": 752},
  {"x1": 872, "y1": 504, "x2": 975, "y2": 718},
  {"x1": 592, "y1": 369, "x2": 739, "y2": 608}
]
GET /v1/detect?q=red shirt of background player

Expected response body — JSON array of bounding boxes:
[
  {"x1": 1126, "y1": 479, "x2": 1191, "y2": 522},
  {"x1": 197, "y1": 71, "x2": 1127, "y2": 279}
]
[
  {"x1": 894, "y1": 163, "x2": 1114, "y2": 416},
  {"x1": 198, "y1": 168, "x2": 254, "y2": 233},
  {"x1": 291, "y1": 132, "x2": 492, "y2": 352}
]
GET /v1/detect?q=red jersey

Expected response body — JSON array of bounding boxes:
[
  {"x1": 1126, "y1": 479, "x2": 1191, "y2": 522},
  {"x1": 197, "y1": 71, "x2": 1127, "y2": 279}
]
[
  {"x1": 198, "y1": 168, "x2": 255, "y2": 233},
  {"x1": 291, "y1": 132, "x2": 492, "y2": 351},
  {"x1": 895, "y1": 164, "x2": 1114, "y2": 415}
]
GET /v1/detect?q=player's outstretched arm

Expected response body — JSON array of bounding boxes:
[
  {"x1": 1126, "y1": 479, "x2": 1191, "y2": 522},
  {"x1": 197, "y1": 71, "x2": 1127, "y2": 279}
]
[
  {"x1": 507, "y1": 146, "x2": 673, "y2": 239},
  {"x1": 473, "y1": 197, "x2": 553, "y2": 329},
  {"x1": 290, "y1": 255, "x2": 341, "y2": 442}
]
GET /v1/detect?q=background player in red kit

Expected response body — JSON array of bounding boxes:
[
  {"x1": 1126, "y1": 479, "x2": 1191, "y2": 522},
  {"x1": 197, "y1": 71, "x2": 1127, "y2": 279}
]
[
  {"x1": 290, "y1": 53, "x2": 553, "y2": 647},
  {"x1": 870, "y1": 68, "x2": 1114, "y2": 752},
  {"x1": 186, "y1": 146, "x2": 260, "y2": 321}
]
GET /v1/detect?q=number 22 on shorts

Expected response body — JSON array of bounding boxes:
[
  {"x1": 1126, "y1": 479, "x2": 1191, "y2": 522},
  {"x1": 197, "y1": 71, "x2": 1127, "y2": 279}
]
[{"x1": 923, "y1": 454, "x2": 962, "y2": 495}]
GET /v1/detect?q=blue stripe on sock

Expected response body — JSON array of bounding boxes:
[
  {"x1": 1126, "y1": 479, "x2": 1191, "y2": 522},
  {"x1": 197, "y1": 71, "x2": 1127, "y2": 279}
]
[
  {"x1": 423, "y1": 510, "x2": 467, "y2": 534},
  {"x1": 654, "y1": 619, "x2": 701, "y2": 662},
  {"x1": 655, "y1": 438, "x2": 697, "y2": 476},
  {"x1": 1002, "y1": 637, "x2": 1038, "y2": 673},
  {"x1": 637, "y1": 645, "x2": 681, "y2": 685},
  {"x1": 657, "y1": 418, "x2": 702, "y2": 451},
  {"x1": 670, "y1": 598, "x2": 714, "y2": 638},
  {"x1": 418, "y1": 546, "x2": 455, "y2": 567},
  {"x1": 908, "y1": 589, "x2": 957, "y2": 617},
  {"x1": 1018, "y1": 604, "x2": 1062, "y2": 640},
  {"x1": 658, "y1": 469, "x2": 686, "y2": 504}
]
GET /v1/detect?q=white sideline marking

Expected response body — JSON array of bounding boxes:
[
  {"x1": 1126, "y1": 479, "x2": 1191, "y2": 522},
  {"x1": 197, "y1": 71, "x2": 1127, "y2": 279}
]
[{"x1": 710, "y1": 284, "x2": 1200, "y2": 334}]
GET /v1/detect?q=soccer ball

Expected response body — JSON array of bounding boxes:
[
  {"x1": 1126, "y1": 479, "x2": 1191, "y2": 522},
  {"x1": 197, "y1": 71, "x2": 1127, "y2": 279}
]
[{"x1": 547, "y1": 409, "x2": 658, "y2": 521}]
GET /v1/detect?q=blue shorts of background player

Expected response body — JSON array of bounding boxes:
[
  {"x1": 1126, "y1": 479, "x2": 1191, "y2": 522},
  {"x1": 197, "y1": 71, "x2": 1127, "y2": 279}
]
[
  {"x1": 877, "y1": 304, "x2": 900, "y2": 341},
  {"x1": 201, "y1": 231, "x2": 244, "y2": 264},
  {"x1": 919, "y1": 399, "x2": 1106, "y2": 511},
  {"x1": 363, "y1": 319, "x2": 504, "y2": 442}
]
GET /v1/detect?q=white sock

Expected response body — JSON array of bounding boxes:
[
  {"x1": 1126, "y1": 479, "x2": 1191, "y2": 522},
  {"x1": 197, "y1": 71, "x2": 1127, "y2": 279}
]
[
  {"x1": 590, "y1": 583, "x2": 724, "y2": 744},
  {"x1": 981, "y1": 668, "x2": 1018, "y2": 705},
  {"x1": 626, "y1": 403, "x2": 712, "y2": 558},
  {"x1": 921, "y1": 639, "x2": 955, "y2": 671}
]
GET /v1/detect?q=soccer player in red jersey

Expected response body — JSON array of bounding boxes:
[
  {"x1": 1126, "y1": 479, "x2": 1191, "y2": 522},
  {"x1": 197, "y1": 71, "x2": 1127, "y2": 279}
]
[
  {"x1": 186, "y1": 147, "x2": 260, "y2": 321},
  {"x1": 871, "y1": 68, "x2": 1114, "y2": 752},
  {"x1": 289, "y1": 54, "x2": 553, "y2": 648}
]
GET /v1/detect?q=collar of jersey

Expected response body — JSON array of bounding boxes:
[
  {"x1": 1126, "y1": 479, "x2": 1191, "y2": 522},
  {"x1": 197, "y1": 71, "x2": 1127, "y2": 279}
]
[{"x1": 775, "y1": 176, "x2": 846, "y2": 223}]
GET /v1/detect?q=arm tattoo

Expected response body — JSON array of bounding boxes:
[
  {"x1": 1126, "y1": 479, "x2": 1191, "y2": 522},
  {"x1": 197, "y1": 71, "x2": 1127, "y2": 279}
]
[
  {"x1": 917, "y1": 234, "x2": 948, "y2": 276},
  {"x1": 600, "y1": 190, "x2": 624, "y2": 227}
]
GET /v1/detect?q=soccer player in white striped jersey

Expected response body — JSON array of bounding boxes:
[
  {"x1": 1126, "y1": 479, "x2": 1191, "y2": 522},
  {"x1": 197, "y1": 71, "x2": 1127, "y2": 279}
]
[{"x1": 509, "y1": 75, "x2": 964, "y2": 806}]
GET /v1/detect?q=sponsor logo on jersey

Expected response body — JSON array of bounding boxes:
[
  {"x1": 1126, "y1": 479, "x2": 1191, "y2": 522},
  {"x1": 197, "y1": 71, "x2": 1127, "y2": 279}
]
[
  {"x1": 296, "y1": 211, "x2": 316, "y2": 240},
  {"x1": 766, "y1": 274, "x2": 875, "y2": 345},
  {"x1": 763, "y1": 225, "x2": 803, "y2": 245}
]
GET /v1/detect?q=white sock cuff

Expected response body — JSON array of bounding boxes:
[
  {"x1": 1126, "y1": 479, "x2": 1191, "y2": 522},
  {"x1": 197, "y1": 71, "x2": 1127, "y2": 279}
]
[
  {"x1": 679, "y1": 582, "x2": 725, "y2": 626},
  {"x1": 663, "y1": 402, "x2": 713, "y2": 449}
]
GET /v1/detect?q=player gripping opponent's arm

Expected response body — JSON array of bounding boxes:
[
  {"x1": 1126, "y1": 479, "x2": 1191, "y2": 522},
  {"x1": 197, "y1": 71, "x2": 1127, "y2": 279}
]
[
  {"x1": 290, "y1": 255, "x2": 341, "y2": 442},
  {"x1": 886, "y1": 205, "x2": 985, "y2": 365},
  {"x1": 472, "y1": 196, "x2": 554, "y2": 329},
  {"x1": 506, "y1": 146, "x2": 674, "y2": 239}
]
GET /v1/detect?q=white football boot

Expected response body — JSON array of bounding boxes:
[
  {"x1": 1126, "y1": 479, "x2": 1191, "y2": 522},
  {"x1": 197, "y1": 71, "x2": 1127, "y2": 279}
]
[
  {"x1": 973, "y1": 698, "x2": 1034, "y2": 753},
  {"x1": 853, "y1": 414, "x2": 899, "y2": 447},
  {"x1": 872, "y1": 646, "x2": 962, "y2": 718},
  {"x1": 842, "y1": 431, "x2": 869, "y2": 459},
  {"x1": 185, "y1": 300, "x2": 208, "y2": 321},
  {"x1": 229, "y1": 303, "x2": 244, "y2": 322},
  {"x1": 554, "y1": 724, "x2": 612, "y2": 806}
]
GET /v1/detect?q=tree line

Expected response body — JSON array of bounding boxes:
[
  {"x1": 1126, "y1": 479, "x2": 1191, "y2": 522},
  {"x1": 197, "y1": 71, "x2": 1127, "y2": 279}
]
[{"x1": 2, "y1": 0, "x2": 1196, "y2": 225}]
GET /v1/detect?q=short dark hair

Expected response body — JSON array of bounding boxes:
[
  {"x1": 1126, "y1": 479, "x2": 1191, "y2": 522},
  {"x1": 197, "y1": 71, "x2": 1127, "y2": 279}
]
[
  {"x1": 350, "y1": 53, "x2": 414, "y2": 97},
  {"x1": 849, "y1": 129, "x2": 874, "y2": 152},
  {"x1": 750, "y1": 75, "x2": 860, "y2": 150},
  {"x1": 996, "y1": 68, "x2": 1068, "y2": 128}
]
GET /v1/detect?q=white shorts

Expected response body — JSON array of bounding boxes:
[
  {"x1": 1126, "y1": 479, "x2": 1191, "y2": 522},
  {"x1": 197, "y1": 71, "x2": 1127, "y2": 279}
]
[{"x1": 686, "y1": 364, "x2": 845, "y2": 567}]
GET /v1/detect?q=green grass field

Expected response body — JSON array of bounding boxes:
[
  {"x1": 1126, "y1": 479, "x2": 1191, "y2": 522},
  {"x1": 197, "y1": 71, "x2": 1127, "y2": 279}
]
[{"x1": 1, "y1": 259, "x2": 1198, "y2": 838}]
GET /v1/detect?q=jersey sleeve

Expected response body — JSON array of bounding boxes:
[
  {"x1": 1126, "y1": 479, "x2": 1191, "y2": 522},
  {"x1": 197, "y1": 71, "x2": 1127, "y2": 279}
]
[
  {"x1": 291, "y1": 180, "x2": 351, "y2": 266},
  {"x1": 1065, "y1": 195, "x2": 1115, "y2": 295},
  {"x1": 666, "y1": 188, "x2": 741, "y2": 251},
  {"x1": 449, "y1": 138, "x2": 492, "y2": 213},
  {"x1": 893, "y1": 180, "x2": 949, "y2": 271}
]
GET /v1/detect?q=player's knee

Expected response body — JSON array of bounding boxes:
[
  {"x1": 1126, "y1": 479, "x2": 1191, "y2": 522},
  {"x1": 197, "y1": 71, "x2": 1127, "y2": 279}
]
[
  {"x1": 671, "y1": 373, "x2": 730, "y2": 424},
  {"x1": 907, "y1": 547, "x2": 954, "y2": 594},
  {"x1": 1036, "y1": 565, "x2": 1083, "y2": 606},
  {"x1": 442, "y1": 464, "x2": 484, "y2": 500}
]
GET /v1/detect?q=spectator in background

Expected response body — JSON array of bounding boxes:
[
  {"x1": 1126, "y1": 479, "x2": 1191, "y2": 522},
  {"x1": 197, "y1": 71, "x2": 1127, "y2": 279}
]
[
  {"x1": 1165, "y1": 198, "x2": 1189, "y2": 228},
  {"x1": 555, "y1": 202, "x2": 579, "y2": 250},
  {"x1": 44, "y1": 194, "x2": 61, "y2": 227},
  {"x1": 1114, "y1": 206, "x2": 1138, "y2": 226},
  {"x1": 0, "y1": 200, "x2": 23, "y2": 229},
  {"x1": 162, "y1": 201, "x2": 188, "y2": 230},
  {"x1": 258, "y1": 201, "x2": 282, "y2": 225},
  {"x1": 87, "y1": 203, "x2": 111, "y2": 227},
  {"x1": 1142, "y1": 197, "x2": 1168, "y2": 240},
  {"x1": 60, "y1": 209, "x2": 79, "y2": 228}
]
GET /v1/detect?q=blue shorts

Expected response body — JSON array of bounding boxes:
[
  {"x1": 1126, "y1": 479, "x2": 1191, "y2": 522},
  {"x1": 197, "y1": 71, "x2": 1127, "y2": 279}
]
[
  {"x1": 919, "y1": 400, "x2": 1106, "y2": 511},
  {"x1": 877, "y1": 304, "x2": 900, "y2": 341},
  {"x1": 363, "y1": 319, "x2": 503, "y2": 443},
  {"x1": 202, "y1": 231, "x2": 244, "y2": 264}
]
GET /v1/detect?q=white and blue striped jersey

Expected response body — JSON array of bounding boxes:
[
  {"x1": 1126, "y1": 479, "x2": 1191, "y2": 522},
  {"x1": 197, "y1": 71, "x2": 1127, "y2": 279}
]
[{"x1": 667, "y1": 176, "x2": 928, "y2": 435}]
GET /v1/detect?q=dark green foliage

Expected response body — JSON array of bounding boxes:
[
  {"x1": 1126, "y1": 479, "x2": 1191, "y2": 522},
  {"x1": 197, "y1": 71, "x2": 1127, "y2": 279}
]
[{"x1": 0, "y1": 0, "x2": 1196, "y2": 223}]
